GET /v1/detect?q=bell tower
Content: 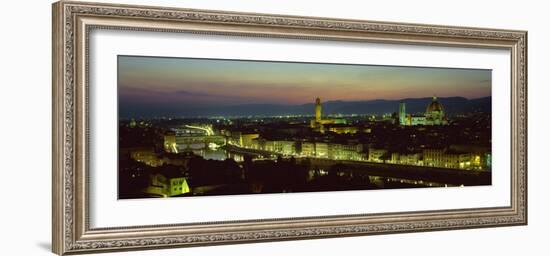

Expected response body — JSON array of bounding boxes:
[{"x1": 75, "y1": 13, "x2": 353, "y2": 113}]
[
  {"x1": 399, "y1": 102, "x2": 406, "y2": 125},
  {"x1": 315, "y1": 97, "x2": 322, "y2": 122}
]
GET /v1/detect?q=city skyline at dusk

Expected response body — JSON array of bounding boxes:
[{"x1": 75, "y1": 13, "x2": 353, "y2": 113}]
[
  {"x1": 119, "y1": 55, "x2": 491, "y2": 118},
  {"x1": 118, "y1": 54, "x2": 492, "y2": 199}
]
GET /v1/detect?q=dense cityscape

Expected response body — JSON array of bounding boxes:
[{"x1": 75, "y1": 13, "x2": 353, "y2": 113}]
[{"x1": 119, "y1": 96, "x2": 491, "y2": 199}]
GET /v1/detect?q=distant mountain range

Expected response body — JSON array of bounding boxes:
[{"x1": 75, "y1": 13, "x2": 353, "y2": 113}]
[{"x1": 140, "y1": 96, "x2": 491, "y2": 118}]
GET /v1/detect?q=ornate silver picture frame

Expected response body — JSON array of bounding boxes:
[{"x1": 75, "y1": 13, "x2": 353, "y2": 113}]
[{"x1": 52, "y1": 1, "x2": 527, "y2": 255}]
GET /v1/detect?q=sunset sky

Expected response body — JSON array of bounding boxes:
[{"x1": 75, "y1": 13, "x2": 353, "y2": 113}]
[{"x1": 118, "y1": 55, "x2": 491, "y2": 117}]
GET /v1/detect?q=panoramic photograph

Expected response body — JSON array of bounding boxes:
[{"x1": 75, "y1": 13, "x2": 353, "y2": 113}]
[{"x1": 118, "y1": 55, "x2": 492, "y2": 199}]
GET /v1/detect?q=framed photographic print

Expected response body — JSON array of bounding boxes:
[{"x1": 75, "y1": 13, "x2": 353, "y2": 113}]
[{"x1": 52, "y1": 1, "x2": 527, "y2": 255}]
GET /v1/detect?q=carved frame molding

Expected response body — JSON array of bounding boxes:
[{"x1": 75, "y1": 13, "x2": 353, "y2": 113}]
[{"x1": 52, "y1": 1, "x2": 527, "y2": 255}]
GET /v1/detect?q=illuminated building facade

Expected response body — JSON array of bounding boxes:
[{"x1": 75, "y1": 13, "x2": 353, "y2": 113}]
[
  {"x1": 240, "y1": 133, "x2": 260, "y2": 148},
  {"x1": 399, "y1": 96, "x2": 449, "y2": 126},
  {"x1": 315, "y1": 97, "x2": 322, "y2": 122},
  {"x1": 301, "y1": 142, "x2": 316, "y2": 156},
  {"x1": 328, "y1": 143, "x2": 364, "y2": 161},
  {"x1": 310, "y1": 97, "x2": 346, "y2": 132},
  {"x1": 390, "y1": 152, "x2": 422, "y2": 165},
  {"x1": 241, "y1": 137, "x2": 364, "y2": 161},
  {"x1": 399, "y1": 102, "x2": 406, "y2": 125},
  {"x1": 314, "y1": 142, "x2": 329, "y2": 158},
  {"x1": 368, "y1": 148, "x2": 389, "y2": 162},
  {"x1": 163, "y1": 133, "x2": 177, "y2": 153},
  {"x1": 424, "y1": 148, "x2": 473, "y2": 169},
  {"x1": 130, "y1": 148, "x2": 163, "y2": 167},
  {"x1": 144, "y1": 173, "x2": 190, "y2": 197},
  {"x1": 129, "y1": 148, "x2": 195, "y2": 169},
  {"x1": 271, "y1": 140, "x2": 296, "y2": 155}
]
